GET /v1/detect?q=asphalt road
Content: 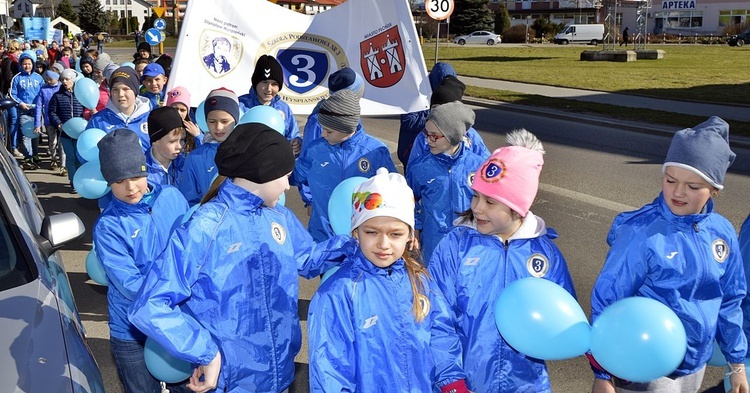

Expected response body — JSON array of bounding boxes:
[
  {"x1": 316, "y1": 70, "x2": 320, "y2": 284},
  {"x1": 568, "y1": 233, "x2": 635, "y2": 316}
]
[{"x1": 25, "y1": 99, "x2": 750, "y2": 391}]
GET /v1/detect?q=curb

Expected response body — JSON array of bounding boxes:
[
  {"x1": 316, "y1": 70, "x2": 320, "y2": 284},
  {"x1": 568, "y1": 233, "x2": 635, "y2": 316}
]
[{"x1": 462, "y1": 96, "x2": 750, "y2": 150}]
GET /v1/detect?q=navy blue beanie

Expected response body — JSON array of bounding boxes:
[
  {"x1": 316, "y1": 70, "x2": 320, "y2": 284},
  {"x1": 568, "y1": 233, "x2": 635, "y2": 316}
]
[
  {"x1": 328, "y1": 67, "x2": 364, "y2": 98},
  {"x1": 98, "y1": 129, "x2": 147, "y2": 185},
  {"x1": 662, "y1": 116, "x2": 735, "y2": 190}
]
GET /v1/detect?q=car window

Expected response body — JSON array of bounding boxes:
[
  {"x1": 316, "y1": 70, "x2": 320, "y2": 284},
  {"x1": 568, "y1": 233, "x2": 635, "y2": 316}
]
[{"x1": 0, "y1": 209, "x2": 33, "y2": 292}]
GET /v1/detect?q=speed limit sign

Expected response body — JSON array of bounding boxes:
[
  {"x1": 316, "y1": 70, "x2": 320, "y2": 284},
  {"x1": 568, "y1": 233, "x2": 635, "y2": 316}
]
[{"x1": 425, "y1": 0, "x2": 454, "y2": 21}]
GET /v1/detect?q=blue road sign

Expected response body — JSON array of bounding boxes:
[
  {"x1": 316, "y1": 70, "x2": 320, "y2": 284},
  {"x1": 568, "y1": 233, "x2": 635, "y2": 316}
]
[
  {"x1": 145, "y1": 28, "x2": 162, "y2": 46},
  {"x1": 153, "y1": 18, "x2": 167, "y2": 30}
]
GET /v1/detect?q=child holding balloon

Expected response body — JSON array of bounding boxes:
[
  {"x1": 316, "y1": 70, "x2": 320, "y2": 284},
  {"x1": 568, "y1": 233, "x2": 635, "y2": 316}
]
[
  {"x1": 93, "y1": 129, "x2": 188, "y2": 393},
  {"x1": 308, "y1": 167, "x2": 470, "y2": 392},
  {"x1": 294, "y1": 89, "x2": 397, "y2": 242},
  {"x1": 129, "y1": 124, "x2": 349, "y2": 392},
  {"x1": 10, "y1": 50, "x2": 44, "y2": 169},
  {"x1": 589, "y1": 116, "x2": 748, "y2": 393},
  {"x1": 47, "y1": 68, "x2": 84, "y2": 182},
  {"x1": 177, "y1": 87, "x2": 239, "y2": 206},
  {"x1": 429, "y1": 129, "x2": 576, "y2": 393}
]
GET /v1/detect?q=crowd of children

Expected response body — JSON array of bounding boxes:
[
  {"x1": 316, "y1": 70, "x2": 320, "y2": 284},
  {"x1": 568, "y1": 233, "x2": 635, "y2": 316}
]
[{"x1": 2, "y1": 36, "x2": 749, "y2": 393}]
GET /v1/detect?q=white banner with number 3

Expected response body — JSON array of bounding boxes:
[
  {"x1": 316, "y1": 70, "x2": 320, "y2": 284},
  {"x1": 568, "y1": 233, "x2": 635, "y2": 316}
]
[{"x1": 168, "y1": 0, "x2": 431, "y2": 115}]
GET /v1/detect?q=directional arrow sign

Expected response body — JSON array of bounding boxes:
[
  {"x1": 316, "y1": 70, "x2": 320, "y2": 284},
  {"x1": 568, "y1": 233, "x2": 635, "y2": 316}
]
[
  {"x1": 153, "y1": 18, "x2": 166, "y2": 30},
  {"x1": 145, "y1": 28, "x2": 162, "y2": 46}
]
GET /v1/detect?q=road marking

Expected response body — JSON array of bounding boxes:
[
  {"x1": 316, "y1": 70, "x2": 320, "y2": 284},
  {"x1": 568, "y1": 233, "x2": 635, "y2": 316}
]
[{"x1": 539, "y1": 183, "x2": 636, "y2": 213}]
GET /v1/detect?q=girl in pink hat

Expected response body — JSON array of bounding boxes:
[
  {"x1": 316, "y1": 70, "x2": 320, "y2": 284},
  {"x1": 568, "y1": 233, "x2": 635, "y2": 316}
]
[{"x1": 428, "y1": 129, "x2": 576, "y2": 393}]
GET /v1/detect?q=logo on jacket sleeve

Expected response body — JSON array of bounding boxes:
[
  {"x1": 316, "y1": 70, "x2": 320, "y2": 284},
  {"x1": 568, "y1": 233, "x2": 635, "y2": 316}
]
[
  {"x1": 360, "y1": 25, "x2": 405, "y2": 88},
  {"x1": 712, "y1": 239, "x2": 729, "y2": 263},
  {"x1": 526, "y1": 253, "x2": 549, "y2": 277},
  {"x1": 271, "y1": 222, "x2": 287, "y2": 245},
  {"x1": 358, "y1": 157, "x2": 371, "y2": 173}
]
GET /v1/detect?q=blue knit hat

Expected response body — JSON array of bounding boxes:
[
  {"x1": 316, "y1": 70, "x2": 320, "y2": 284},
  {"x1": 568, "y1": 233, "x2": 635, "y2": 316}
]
[
  {"x1": 98, "y1": 129, "x2": 147, "y2": 185},
  {"x1": 328, "y1": 67, "x2": 364, "y2": 98},
  {"x1": 662, "y1": 116, "x2": 735, "y2": 190}
]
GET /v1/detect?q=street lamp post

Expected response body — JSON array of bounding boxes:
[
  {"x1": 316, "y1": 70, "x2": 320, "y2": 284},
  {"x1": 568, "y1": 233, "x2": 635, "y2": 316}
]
[
  {"x1": 525, "y1": 15, "x2": 531, "y2": 44},
  {"x1": 125, "y1": 0, "x2": 130, "y2": 35}
]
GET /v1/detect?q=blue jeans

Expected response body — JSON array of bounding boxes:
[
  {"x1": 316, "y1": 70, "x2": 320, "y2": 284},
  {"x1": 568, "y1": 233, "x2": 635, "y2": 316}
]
[
  {"x1": 19, "y1": 113, "x2": 38, "y2": 159},
  {"x1": 60, "y1": 137, "x2": 77, "y2": 182},
  {"x1": 7, "y1": 106, "x2": 17, "y2": 150},
  {"x1": 110, "y1": 337, "x2": 192, "y2": 393}
]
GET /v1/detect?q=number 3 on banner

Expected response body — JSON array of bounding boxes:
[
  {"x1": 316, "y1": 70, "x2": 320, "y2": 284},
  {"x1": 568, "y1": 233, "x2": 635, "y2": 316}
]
[{"x1": 425, "y1": 0, "x2": 454, "y2": 21}]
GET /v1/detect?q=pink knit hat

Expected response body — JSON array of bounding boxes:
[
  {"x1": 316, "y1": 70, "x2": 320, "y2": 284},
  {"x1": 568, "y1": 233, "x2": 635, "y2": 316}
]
[
  {"x1": 471, "y1": 129, "x2": 545, "y2": 217},
  {"x1": 166, "y1": 86, "x2": 191, "y2": 109}
]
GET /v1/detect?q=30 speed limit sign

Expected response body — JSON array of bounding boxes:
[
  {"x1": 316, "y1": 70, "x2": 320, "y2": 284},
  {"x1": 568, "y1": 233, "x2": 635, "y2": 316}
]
[{"x1": 425, "y1": 0, "x2": 454, "y2": 21}]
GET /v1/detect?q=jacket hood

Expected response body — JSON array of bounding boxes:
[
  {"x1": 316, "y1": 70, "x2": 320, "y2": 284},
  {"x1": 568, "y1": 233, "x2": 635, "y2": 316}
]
[
  {"x1": 105, "y1": 95, "x2": 152, "y2": 121},
  {"x1": 428, "y1": 62, "x2": 457, "y2": 90},
  {"x1": 456, "y1": 211, "x2": 548, "y2": 241}
]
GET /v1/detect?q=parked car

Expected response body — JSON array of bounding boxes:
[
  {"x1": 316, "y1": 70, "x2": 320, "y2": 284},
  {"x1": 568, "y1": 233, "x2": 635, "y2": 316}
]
[
  {"x1": 0, "y1": 127, "x2": 105, "y2": 392},
  {"x1": 727, "y1": 28, "x2": 750, "y2": 46},
  {"x1": 0, "y1": 98, "x2": 14, "y2": 151},
  {"x1": 554, "y1": 24, "x2": 605, "y2": 45},
  {"x1": 454, "y1": 31, "x2": 501, "y2": 45}
]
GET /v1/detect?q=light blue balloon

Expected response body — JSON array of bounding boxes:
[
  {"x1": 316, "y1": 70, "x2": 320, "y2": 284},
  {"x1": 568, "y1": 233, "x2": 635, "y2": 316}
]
[
  {"x1": 724, "y1": 358, "x2": 750, "y2": 392},
  {"x1": 74, "y1": 77, "x2": 100, "y2": 110},
  {"x1": 277, "y1": 192, "x2": 286, "y2": 207},
  {"x1": 76, "y1": 128, "x2": 107, "y2": 162},
  {"x1": 320, "y1": 265, "x2": 340, "y2": 285},
  {"x1": 85, "y1": 247, "x2": 108, "y2": 286},
  {"x1": 328, "y1": 177, "x2": 368, "y2": 235},
  {"x1": 75, "y1": 71, "x2": 84, "y2": 81},
  {"x1": 62, "y1": 117, "x2": 88, "y2": 139},
  {"x1": 238, "y1": 105, "x2": 285, "y2": 135},
  {"x1": 72, "y1": 161, "x2": 109, "y2": 199},
  {"x1": 180, "y1": 203, "x2": 200, "y2": 225},
  {"x1": 75, "y1": 57, "x2": 81, "y2": 72},
  {"x1": 590, "y1": 297, "x2": 687, "y2": 383},
  {"x1": 494, "y1": 277, "x2": 590, "y2": 360},
  {"x1": 144, "y1": 337, "x2": 192, "y2": 383},
  {"x1": 21, "y1": 121, "x2": 38, "y2": 139},
  {"x1": 195, "y1": 100, "x2": 208, "y2": 133},
  {"x1": 709, "y1": 339, "x2": 728, "y2": 367},
  {"x1": 120, "y1": 61, "x2": 135, "y2": 69}
]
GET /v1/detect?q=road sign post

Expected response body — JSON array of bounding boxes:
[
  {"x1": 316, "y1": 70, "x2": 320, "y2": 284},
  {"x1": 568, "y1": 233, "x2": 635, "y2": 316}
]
[
  {"x1": 425, "y1": 0, "x2": 454, "y2": 65},
  {"x1": 153, "y1": 5, "x2": 166, "y2": 54}
]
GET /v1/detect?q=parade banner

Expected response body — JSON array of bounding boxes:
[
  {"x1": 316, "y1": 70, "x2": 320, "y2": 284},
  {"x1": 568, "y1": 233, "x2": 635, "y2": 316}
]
[
  {"x1": 22, "y1": 17, "x2": 51, "y2": 42},
  {"x1": 168, "y1": 0, "x2": 430, "y2": 115}
]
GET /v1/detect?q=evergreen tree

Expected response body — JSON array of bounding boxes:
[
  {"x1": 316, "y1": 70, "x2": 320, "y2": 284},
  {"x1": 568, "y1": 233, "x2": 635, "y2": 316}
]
[
  {"x1": 494, "y1": 2, "x2": 511, "y2": 35},
  {"x1": 56, "y1": 0, "x2": 78, "y2": 24},
  {"x1": 78, "y1": 0, "x2": 108, "y2": 33},
  {"x1": 142, "y1": 12, "x2": 157, "y2": 33},
  {"x1": 452, "y1": 0, "x2": 494, "y2": 35}
]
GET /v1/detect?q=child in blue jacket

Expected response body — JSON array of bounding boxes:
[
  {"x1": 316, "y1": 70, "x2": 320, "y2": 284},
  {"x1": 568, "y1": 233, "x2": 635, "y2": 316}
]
[
  {"x1": 429, "y1": 129, "x2": 576, "y2": 393},
  {"x1": 294, "y1": 89, "x2": 397, "y2": 241},
  {"x1": 129, "y1": 124, "x2": 349, "y2": 392},
  {"x1": 34, "y1": 69, "x2": 61, "y2": 169},
  {"x1": 47, "y1": 69, "x2": 84, "y2": 183},
  {"x1": 238, "y1": 54, "x2": 301, "y2": 155},
  {"x1": 139, "y1": 63, "x2": 167, "y2": 107},
  {"x1": 308, "y1": 168, "x2": 470, "y2": 393},
  {"x1": 93, "y1": 128, "x2": 188, "y2": 393},
  {"x1": 10, "y1": 50, "x2": 44, "y2": 168},
  {"x1": 406, "y1": 101, "x2": 488, "y2": 264},
  {"x1": 590, "y1": 117, "x2": 748, "y2": 393},
  {"x1": 177, "y1": 88, "x2": 239, "y2": 206},
  {"x1": 145, "y1": 106, "x2": 185, "y2": 186}
]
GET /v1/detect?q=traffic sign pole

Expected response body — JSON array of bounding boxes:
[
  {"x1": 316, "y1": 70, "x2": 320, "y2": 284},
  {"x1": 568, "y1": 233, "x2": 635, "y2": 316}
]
[
  {"x1": 425, "y1": 0, "x2": 454, "y2": 66},
  {"x1": 153, "y1": 2, "x2": 166, "y2": 55}
]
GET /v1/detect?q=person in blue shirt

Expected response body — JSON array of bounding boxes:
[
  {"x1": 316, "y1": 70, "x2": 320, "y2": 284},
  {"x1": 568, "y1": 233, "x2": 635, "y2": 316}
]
[
  {"x1": 33, "y1": 69, "x2": 61, "y2": 170},
  {"x1": 145, "y1": 106, "x2": 185, "y2": 186},
  {"x1": 589, "y1": 117, "x2": 748, "y2": 393},
  {"x1": 10, "y1": 50, "x2": 44, "y2": 169},
  {"x1": 308, "y1": 168, "x2": 470, "y2": 393},
  {"x1": 139, "y1": 63, "x2": 167, "y2": 107},
  {"x1": 177, "y1": 87, "x2": 239, "y2": 206},
  {"x1": 238, "y1": 54, "x2": 301, "y2": 155},
  {"x1": 429, "y1": 129, "x2": 576, "y2": 393},
  {"x1": 294, "y1": 89, "x2": 397, "y2": 241},
  {"x1": 129, "y1": 124, "x2": 349, "y2": 392},
  {"x1": 93, "y1": 128, "x2": 188, "y2": 393},
  {"x1": 406, "y1": 101, "x2": 488, "y2": 264}
]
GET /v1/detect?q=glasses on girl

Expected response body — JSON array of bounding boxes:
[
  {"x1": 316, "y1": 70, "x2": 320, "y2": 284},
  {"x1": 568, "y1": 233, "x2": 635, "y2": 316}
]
[{"x1": 421, "y1": 129, "x2": 445, "y2": 142}]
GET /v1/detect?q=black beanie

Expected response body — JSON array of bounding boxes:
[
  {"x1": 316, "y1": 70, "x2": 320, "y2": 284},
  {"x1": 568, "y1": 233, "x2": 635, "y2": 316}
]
[
  {"x1": 148, "y1": 106, "x2": 185, "y2": 143},
  {"x1": 215, "y1": 123, "x2": 295, "y2": 183},
  {"x1": 430, "y1": 75, "x2": 466, "y2": 107},
  {"x1": 252, "y1": 54, "x2": 284, "y2": 91},
  {"x1": 109, "y1": 66, "x2": 140, "y2": 94},
  {"x1": 137, "y1": 41, "x2": 151, "y2": 53},
  {"x1": 98, "y1": 129, "x2": 147, "y2": 185}
]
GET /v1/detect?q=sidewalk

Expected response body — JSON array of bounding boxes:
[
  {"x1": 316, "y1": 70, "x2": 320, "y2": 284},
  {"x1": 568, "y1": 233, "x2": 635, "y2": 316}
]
[{"x1": 458, "y1": 76, "x2": 750, "y2": 123}]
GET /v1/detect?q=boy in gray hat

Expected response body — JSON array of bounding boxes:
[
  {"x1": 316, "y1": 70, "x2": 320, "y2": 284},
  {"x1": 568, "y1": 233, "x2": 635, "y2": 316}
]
[{"x1": 294, "y1": 89, "x2": 398, "y2": 241}]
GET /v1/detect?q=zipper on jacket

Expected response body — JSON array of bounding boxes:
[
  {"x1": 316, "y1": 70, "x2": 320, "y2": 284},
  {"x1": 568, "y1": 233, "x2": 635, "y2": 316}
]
[{"x1": 693, "y1": 222, "x2": 699, "y2": 233}]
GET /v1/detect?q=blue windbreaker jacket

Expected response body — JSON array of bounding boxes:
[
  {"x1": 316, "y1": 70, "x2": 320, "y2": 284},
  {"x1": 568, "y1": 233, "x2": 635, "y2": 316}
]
[
  {"x1": 238, "y1": 88, "x2": 301, "y2": 143},
  {"x1": 294, "y1": 125, "x2": 397, "y2": 241},
  {"x1": 406, "y1": 142, "x2": 487, "y2": 264},
  {"x1": 86, "y1": 95, "x2": 153, "y2": 153},
  {"x1": 10, "y1": 65, "x2": 44, "y2": 105},
  {"x1": 141, "y1": 90, "x2": 165, "y2": 108},
  {"x1": 300, "y1": 101, "x2": 364, "y2": 156},
  {"x1": 740, "y1": 214, "x2": 750, "y2": 344},
  {"x1": 309, "y1": 249, "x2": 466, "y2": 392},
  {"x1": 177, "y1": 141, "x2": 219, "y2": 206},
  {"x1": 408, "y1": 127, "x2": 490, "y2": 168},
  {"x1": 145, "y1": 147, "x2": 185, "y2": 186},
  {"x1": 33, "y1": 82, "x2": 60, "y2": 127},
  {"x1": 429, "y1": 213, "x2": 576, "y2": 393},
  {"x1": 591, "y1": 194, "x2": 747, "y2": 379},
  {"x1": 129, "y1": 180, "x2": 350, "y2": 392},
  {"x1": 93, "y1": 184, "x2": 188, "y2": 341}
]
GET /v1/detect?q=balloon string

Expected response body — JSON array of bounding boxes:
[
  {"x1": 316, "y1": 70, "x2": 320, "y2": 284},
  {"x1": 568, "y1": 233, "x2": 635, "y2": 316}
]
[
  {"x1": 726, "y1": 363, "x2": 746, "y2": 378},
  {"x1": 160, "y1": 381, "x2": 170, "y2": 393}
]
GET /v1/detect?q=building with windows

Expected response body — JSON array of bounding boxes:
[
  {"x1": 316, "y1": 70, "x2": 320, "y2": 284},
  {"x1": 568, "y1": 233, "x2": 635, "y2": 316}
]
[
  {"x1": 10, "y1": 0, "x2": 41, "y2": 18},
  {"x1": 101, "y1": 0, "x2": 151, "y2": 32}
]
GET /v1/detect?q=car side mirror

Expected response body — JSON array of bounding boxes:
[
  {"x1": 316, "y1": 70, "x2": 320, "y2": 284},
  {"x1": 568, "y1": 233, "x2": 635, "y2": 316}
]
[
  {"x1": 0, "y1": 98, "x2": 16, "y2": 110},
  {"x1": 39, "y1": 212, "x2": 85, "y2": 255}
]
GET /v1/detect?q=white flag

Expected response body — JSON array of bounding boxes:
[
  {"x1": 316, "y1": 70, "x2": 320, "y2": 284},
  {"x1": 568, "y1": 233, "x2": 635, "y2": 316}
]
[{"x1": 168, "y1": 0, "x2": 431, "y2": 115}]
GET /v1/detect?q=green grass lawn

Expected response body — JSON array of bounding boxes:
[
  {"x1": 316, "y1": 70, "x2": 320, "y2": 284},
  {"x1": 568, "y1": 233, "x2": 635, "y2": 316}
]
[{"x1": 423, "y1": 44, "x2": 750, "y2": 106}]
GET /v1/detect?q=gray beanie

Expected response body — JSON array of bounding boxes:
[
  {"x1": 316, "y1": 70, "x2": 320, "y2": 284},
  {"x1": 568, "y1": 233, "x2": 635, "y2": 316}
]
[
  {"x1": 318, "y1": 89, "x2": 360, "y2": 134},
  {"x1": 95, "y1": 52, "x2": 112, "y2": 71},
  {"x1": 426, "y1": 101, "x2": 475, "y2": 145},
  {"x1": 662, "y1": 116, "x2": 735, "y2": 190},
  {"x1": 98, "y1": 129, "x2": 147, "y2": 185}
]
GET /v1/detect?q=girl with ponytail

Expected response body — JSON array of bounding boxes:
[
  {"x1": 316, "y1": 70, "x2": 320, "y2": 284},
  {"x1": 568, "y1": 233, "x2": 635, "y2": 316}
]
[{"x1": 308, "y1": 167, "x2": 470, "y2": 393}]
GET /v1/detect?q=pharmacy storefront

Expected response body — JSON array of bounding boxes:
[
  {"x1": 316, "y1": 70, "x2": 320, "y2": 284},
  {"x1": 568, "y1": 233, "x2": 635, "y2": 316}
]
[{"x1": 642, "y1": 0, "x2": 750, "y2": 35}]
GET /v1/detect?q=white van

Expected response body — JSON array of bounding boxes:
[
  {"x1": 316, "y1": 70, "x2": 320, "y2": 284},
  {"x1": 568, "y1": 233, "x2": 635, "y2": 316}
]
[{"x1": 554, "y1": 24, "x2": 605, "y2": 45}]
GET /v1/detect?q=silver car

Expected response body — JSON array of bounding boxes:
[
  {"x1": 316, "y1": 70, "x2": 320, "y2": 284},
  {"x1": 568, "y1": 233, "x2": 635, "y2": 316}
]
[
  {"x1": 453, "y1": 30, "x2": 502, "y2": 45},
  {"x1": 0, "y1": 102, "x2": 105, "y2": 393}
]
